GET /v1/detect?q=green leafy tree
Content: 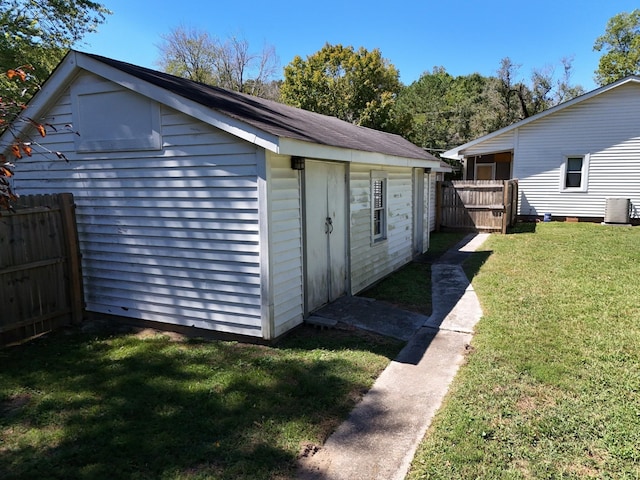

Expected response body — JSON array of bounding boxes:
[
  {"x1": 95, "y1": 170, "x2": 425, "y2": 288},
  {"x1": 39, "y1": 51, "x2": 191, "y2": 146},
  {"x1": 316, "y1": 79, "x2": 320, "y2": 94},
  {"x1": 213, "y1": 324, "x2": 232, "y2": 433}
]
[
  {"x1": 0, "y1": 0, "x2": 105, "y2": 209},
  {"x1": 0, "y1": 0, "x2": 110, "y2": 105},
  {"x1": 395, "y1": 68, "x2": 491, "y2": 151},
  {"x1": 280, "y1": 43, "x2": 408, "y2": 133},
  {"x1": 594, "y1": 9, "x2": 640, "y2": 85}
]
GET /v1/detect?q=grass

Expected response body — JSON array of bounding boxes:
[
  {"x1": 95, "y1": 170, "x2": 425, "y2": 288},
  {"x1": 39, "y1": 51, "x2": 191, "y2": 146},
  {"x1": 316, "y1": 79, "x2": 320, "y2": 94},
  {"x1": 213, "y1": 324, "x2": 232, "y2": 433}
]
[
  {"x1": 0, "y1": 231, "x2": 464, "y2": 479},
  {"x1": 360, "y1": 231, "x2": 467, "y2": 314},
  {"x1": 0, "y1": 326, "x2": 402, "y2": 479},
  {"x1": 408, "y1": 222, "x2": 640, "y2": 479}
]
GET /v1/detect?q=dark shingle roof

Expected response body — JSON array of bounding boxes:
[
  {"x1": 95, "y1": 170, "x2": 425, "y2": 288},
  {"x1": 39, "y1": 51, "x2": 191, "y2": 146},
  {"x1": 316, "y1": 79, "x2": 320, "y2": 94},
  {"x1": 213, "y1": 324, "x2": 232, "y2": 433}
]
[{"x1": 84, "y1": 52, "x2": 436, "y2": 161}]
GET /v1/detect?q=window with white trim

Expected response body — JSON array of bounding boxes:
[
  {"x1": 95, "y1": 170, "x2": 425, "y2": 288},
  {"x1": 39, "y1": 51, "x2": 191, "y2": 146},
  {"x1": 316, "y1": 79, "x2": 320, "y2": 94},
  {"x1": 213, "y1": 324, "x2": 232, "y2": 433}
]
[
  {"x1": 561, "y1": 154, "x2": 589, "y2": 192},
  {"x1": 371, "y1": 172, "x2": 387, "y2": 242}
]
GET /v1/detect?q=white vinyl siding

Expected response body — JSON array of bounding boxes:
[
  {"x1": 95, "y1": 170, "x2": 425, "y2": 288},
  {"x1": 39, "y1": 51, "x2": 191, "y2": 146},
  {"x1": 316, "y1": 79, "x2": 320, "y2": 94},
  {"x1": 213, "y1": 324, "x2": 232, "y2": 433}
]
[
  {"x1": 14, "y1": 86, "x2": 265, "y2": 337},
  {"x1": 267, "y1": 153, "x2": 303, "y2": 338},
  {"x1": 350, "y1": 165, "x2": 415, "y2": 294},
  {"x1": 514, "y1": 82, "x2": 640, "y2": 218},
  {"x1": 464, "y1": 130, "x2": 516, "y2": 157},
  {"x1": 460, "y1": 81, "x2": 640, "y2": 220}
]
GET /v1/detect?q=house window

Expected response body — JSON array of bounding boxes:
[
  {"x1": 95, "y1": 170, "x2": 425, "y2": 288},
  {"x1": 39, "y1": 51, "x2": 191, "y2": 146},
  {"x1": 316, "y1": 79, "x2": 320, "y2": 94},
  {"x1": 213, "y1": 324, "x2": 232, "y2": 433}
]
[
  {"x1": 561, "y1": 154, "x2": 589, "y2": 192},
  {"x1": 371, "y1": 172, "x2": 387, "y2": 242}
]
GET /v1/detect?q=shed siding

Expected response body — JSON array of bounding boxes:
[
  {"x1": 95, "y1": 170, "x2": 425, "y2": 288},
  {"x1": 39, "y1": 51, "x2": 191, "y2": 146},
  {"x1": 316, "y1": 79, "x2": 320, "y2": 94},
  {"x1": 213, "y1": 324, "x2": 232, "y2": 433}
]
[
  {"x1": 14, "y1": 85, "x2": 265, "y2": 336},
  {"x1": 350, "y1": 164, "x2": 414, "y2": 294},
  {"x1": 427, "y1": 173, "x2": 436, "y2": 233},
  {"x1": 514, "y1": 82, "x2": 640, "y2": 218},
  {"x1": 267, "y1": 154, "x2": 304, "y2": 337}
]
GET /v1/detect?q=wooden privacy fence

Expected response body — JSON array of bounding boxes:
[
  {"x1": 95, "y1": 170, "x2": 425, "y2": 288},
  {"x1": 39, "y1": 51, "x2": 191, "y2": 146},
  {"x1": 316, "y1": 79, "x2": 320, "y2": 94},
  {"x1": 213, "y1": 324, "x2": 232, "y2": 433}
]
[
  {"x1": 436, "y1": 180, "x2": 518, "y2": 233},
  {"x1": 0, "y1": 193, "x2": 83, "y2": 346}
]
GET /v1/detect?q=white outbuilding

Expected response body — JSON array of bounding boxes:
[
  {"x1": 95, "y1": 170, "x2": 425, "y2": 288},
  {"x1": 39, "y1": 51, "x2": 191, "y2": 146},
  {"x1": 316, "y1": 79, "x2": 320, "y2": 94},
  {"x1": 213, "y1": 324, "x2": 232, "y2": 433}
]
[{"x1": 3, "y1": 51, "x2": 445, "y2": 341}]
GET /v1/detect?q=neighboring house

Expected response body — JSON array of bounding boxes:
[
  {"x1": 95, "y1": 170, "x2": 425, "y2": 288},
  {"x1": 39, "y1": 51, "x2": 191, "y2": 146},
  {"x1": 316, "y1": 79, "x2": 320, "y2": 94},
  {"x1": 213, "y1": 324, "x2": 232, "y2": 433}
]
[
  {"x1": 2, "y1": 51, "x2": 446, "y2": 341},
  {"x1": 442, "y1": 76, "x2": 640, "y2": 222}
]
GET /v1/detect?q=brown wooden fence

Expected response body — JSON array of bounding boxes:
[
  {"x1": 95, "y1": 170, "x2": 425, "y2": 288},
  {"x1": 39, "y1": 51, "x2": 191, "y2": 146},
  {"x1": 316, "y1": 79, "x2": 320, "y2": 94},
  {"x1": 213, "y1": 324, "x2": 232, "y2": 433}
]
[
  {"x1": 0, "y1": 193, "x2": 83, "y2": 346},
  {"x1": 436, "y1": 180, "x2": 519, "y2": 233}
]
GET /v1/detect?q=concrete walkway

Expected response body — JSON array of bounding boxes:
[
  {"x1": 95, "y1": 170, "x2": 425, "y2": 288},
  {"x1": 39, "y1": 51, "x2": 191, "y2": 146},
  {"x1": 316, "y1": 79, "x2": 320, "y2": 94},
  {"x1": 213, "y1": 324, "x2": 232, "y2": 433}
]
[{"x1": 297, "y1": 233, "x2": 490, "y2": 480}]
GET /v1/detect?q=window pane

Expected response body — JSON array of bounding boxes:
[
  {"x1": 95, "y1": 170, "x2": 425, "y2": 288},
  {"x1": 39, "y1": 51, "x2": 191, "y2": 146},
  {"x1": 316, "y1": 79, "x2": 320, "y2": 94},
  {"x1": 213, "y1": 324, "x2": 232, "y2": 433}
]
[
  {"x1": 567, "y1": 157, "x2": 583, "y2": 172},
  {"x1": 373, "y1": 210, "x2": 382, "y2": 236},
  {"x1": 566, "y1": 172, "x2": 582, "y2": 188}
]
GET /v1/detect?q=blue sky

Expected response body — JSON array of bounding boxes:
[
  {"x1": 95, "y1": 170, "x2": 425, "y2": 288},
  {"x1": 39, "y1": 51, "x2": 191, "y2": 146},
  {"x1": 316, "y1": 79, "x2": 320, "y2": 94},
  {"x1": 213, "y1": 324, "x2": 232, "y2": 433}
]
[{"x1": 82, "y1": 0, "x2": 639, "y2": 92}]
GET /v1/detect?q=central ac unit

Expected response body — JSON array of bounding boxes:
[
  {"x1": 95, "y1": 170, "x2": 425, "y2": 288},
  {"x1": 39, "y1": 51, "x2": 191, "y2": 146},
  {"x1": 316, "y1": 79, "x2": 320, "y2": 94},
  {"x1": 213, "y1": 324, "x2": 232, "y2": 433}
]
[{"x1": 604, "y1": 197, "x2": 630, "y2": 224}]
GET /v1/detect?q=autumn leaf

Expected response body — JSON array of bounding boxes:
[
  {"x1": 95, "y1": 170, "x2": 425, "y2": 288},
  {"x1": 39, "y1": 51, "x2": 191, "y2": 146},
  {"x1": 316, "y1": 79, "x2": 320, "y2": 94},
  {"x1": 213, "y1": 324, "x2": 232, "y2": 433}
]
[
  {"x1": 11, "y1": 144, "x2": 22, "y2": 159},
  {"x1": 0, "y1": 166, "x2": 13, "y2": 177},
  {"x1": 7, "y1": 69, "x2": 27, "y2": 81},
  {"x1": 28, "y1": 118, "x2": 47, "y2": 137},
  {"x1": 20, "y1": 143, "x2": 32, "y2": 156}
]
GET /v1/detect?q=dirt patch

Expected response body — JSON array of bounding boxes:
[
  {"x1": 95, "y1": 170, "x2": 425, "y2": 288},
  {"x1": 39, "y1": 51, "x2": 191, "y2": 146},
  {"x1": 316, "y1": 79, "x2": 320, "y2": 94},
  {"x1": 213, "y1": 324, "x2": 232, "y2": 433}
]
[{"x1": 132, "y1": 328, "x2": 187, "y2": 342}]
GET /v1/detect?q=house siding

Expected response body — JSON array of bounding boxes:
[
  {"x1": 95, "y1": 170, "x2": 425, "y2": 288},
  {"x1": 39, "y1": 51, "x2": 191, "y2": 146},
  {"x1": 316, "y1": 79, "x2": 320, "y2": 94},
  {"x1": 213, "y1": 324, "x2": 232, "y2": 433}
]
[
  {"x1": 463, "y1": 130, "x2": 515, "y2": 157},
  {"x1": 14, "y1": 83, "x2": 265, "y2": 337},
  {"x1": 515, "y1": 82, "x2": 640, "y2": 218},
  {"x1": 267, "y1": 153, "x2": 304, "y2": 338},
  {"x1": 349, "y1": 164, "x2": 415, "y2": 294}
]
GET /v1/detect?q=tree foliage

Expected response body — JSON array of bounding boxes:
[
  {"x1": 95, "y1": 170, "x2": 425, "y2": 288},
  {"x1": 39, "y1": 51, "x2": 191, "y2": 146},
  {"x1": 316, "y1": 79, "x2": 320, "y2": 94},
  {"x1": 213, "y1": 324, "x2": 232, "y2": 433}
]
[
  {"x1": 280, "y1": 43, "x2": 409, "y2": 134},
  {"x1": 155, "y1": 26, "x2": 280, "y2": 99},
  {"x1": 396, "y1": 58, "x2": 584, "y2": 153},
  {"x1": 0, "y1": 0, "x2": 104, "y2": 210},
  {"x1": 594, "y1": 9, "x2": 640, "y2": 85},
  {"x1": 0, "y1": 0, "x2": 110, "y2": 104}
]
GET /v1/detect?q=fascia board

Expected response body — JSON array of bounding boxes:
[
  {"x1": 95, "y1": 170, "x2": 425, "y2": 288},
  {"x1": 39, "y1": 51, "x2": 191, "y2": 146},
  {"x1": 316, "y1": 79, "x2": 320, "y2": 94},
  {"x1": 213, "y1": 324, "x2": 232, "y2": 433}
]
[{"x1": 278, "y1": 138, "x2": 441, "y2": 169}]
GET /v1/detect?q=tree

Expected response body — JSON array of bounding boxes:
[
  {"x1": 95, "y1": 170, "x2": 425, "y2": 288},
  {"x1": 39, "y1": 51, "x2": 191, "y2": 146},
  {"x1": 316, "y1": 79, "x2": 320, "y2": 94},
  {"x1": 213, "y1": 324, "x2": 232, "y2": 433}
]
[
  {"x1": 155, "y1": 26, "x2": 280, "y2": 98},
  {"x1": 280, "y1": 43, "x2": 407, "y2": 133},
  {"x1": 489, "y1": 56, "x2": 584, "y2": 129},
  {"x1": 395, "y1": 68, "x2": 489, "y2": 151},
  {"x1": 594, "y1": 9, "x2": 640, "y2": 85},
  {"x1": 0, "y1": 0, "x2": 110, "y2": 105},
  {"x1": 0, "y1": 0, "x2": 105, "y2": 210}
]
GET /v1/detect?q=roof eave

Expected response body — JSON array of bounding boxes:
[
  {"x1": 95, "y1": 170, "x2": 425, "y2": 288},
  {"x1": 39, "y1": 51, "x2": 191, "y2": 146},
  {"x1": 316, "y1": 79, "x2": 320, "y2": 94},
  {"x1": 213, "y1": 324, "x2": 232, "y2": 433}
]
[{"x1": 442, "y1": 75, "x2": 640, "y2": 160}]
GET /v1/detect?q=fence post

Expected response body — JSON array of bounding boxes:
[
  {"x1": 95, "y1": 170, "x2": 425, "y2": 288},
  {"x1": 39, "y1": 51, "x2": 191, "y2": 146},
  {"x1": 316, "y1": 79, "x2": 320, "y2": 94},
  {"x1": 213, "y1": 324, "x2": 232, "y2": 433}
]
[
  {"x1": 502, "y1": 180, "x2": 509, "y2": 234},
  {"x1": 59, "y1": 193, "x2": 84, "y2": 324}
]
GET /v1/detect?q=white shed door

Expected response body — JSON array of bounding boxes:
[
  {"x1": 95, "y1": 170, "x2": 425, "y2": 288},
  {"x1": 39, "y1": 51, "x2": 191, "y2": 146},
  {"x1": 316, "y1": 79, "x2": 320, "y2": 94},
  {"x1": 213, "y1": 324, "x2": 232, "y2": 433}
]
[{"x1": 304, "y1": 161, "x2": 347, "y2": 312}]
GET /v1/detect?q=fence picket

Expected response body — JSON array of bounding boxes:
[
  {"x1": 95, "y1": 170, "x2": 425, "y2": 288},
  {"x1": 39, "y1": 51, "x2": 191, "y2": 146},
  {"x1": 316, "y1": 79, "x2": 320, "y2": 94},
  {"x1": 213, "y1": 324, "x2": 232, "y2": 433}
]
[
  {"x1": 0, "y1": 193, "x2": 83, "y2": 346},
  {"x1": 436, "y1": 180, "x2": 519, "y2": 233}
]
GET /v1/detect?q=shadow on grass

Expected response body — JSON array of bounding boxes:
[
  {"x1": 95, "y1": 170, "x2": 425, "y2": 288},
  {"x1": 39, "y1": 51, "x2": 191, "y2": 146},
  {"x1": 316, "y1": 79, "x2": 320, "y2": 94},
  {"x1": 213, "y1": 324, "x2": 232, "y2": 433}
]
[
  {"x1": 0, "y1": 326, "x2": 401, "y2": 479},
  {"x1": 509, "y1": 221, "x2": 537, "y2": 234},
  {"x1": 462, "y1": 249, "x2": 493, "y2": 283}
]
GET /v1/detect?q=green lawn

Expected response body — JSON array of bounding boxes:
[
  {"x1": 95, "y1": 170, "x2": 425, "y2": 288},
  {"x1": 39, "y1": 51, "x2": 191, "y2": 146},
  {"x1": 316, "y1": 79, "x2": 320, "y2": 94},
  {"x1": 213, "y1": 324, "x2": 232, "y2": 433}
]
[
  {"x1": 408, "y1": 222, "x2": 640, "y2": 479},
  {"x1": 360, "y1": 231, "x2": 467, "y2": 314},
  {"x1": 0, "y1": 231, "x2": 462, "y2": 480},
  {"x1": 0, "y1": 326, "x2": 402, "y2": 479}
]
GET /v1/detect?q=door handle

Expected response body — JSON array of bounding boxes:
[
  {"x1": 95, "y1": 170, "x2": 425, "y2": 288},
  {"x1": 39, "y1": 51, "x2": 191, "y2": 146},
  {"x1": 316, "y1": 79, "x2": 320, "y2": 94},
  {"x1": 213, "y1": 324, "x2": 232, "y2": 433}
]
[{"x1": 325, "y1": 217, "x2": 333, "y2": 234}]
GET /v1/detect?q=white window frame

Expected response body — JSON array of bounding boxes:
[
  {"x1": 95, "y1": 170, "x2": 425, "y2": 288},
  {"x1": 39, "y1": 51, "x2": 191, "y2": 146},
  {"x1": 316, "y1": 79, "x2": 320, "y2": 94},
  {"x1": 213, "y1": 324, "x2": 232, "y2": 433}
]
[
  {"x1": 559, "y1": 154, "x2": 590, "y2": 192},
  {"x1": 371, "y1": 171, "x2": 388, "y2": 243}
]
